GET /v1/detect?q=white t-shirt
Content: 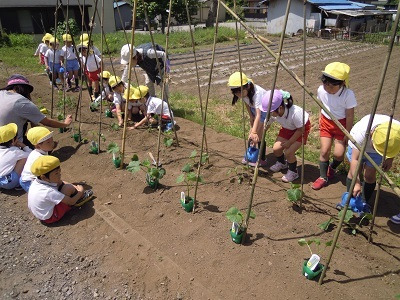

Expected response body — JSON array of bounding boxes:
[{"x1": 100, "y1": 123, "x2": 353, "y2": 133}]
[
  {"x1": 242, "y1": 84, "x2": 267, "y2": 109},
  {"x1": 267, "y1": 105, "x2": 309, "y2": 131},
  {"x1": 28, "y1": 178, "x2": 65, "y2": 220},
  {"x1": 80, "y1": 54, "x2": 101, "y2": 72},
  {"x1": 317, "y1": 85, "x2": 357, "y2": 120},
  {"x1": 35, "y1": 43, "x2": 48, "y2": 56},
  {"x1": 121, "y1": 44, "x2": 166, "y2": 65},
  {"x1": 44, "y1": 49, "x2": 62, "y2": 64},
  {"x1": 0, "y1": 146, "x2": 31, "y2": 177},
  {"x1": 92, "y1": 46, "x2": 101, "y2": 57},
  {"x1": 20, "y1": 149, "x2": 47, "y2": 182},
  {"x1": 113, "y1": 92, "x2": 124, "y2": 106},
  {"x1": 349, "y1": 114, "x2": 400, "y2": 154},
  {"x1": 61, "y1": 45, "x2": 78, "y2": 60},
  {"x1": 146, "y1": 96, "x2": 171, "y2": 117}
]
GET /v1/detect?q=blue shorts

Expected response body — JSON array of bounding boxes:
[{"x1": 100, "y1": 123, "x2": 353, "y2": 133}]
[
  {"x1": 19, "y1": 178, "x2": 32, "y2": 192},
  {"x1": 346, "y1": 146, "x2": 383, "y2": 168},
  {"x1": 0, "y1": 171, "x2": 20, "y2": 190},
  {"x1": 65, "y1": 59, "x2": 79, "y2": 72},
  {"x1": 49, "y1": 62, "x2": 63, "y2": 74},
  {"x1": 250, "y1": 107, "x2": 267, "y2": 123}
]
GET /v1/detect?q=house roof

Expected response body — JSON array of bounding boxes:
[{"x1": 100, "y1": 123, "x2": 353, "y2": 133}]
[
  {"x1": 0, "y1": 0, "x2": 90, "y2": 7},
  {"x1": 308, "y1": 0, "x2": 375, "y2": 10},
  {"x1": 329, "y1": 9, "x2": 396, "y2": 16},
  {"x1": 113, "y1": 1, "x2": 131, "y2": 8}
]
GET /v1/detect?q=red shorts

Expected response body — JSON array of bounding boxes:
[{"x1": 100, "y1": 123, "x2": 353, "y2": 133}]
[
  {"x1": 85, "y1": 69, "x2": 100, "y2": 82},
  {"x1": 40, "y1": 53, "x2": 45, "y2": 65},
  {"x1": 319, "y1": 114, "x2": 346, "y2": 141},
  {"x1": 278, "y1": 119, "x2": 311, "y2": 144},
  {"x1": 43, "y1": 202, "x2": 72, "y2": 224}
]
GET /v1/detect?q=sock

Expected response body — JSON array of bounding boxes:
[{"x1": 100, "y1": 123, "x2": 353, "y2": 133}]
[
  {"x1": 67, "y1": 78, "x2": 72, "y2": 87},
  {"x1": 330, "y1": 159, "x2": 343, "y2": 170},
  {"x1": 362, "y1": 182, "x2": 376, "y2": 203},
  {"x1": 288, "y1": 161, "x2": 297, "y2": 172},
  {"x1": 48, "y1": 72, "x2": 53, "y2": 81},
  {"x1": 94, "y1": 91, "x2": 100, "y2": 98},
  {"x1": 346, "y1": 177, "x2": 352, "y2": 192},
  {"x1": 52, "y1": 79, "x2": 57, "y2": 87},
  {"x1": 319, "y1": 161, "x2": 329, "y2": 180},
  {"x1": 276, "y1": 154, "x2": 285, "y2": 164},
  {"x1": 75, "y1": 78, "x2": 79, "y2": 87},
  {"x1": 88, "y1": 86, "x2": 93, "y2": 96}
]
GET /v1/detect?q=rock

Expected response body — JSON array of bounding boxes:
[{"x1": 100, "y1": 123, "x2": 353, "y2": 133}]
[{"x1": 118, "y1": 194, "x2": 122, "y2": 199}]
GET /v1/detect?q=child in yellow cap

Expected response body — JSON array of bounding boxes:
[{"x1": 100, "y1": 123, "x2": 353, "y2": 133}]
[
  {"x1": 0, "y1": 123, "x2": 32, "y2": 190},
  {"x1": 129, "y1": 85, "x2": 173, "y2": 130},
  {"x1": 34, "y1": 33, "x2": 52, "y2": 66},
  {"x1": 123, "y1": 85, "x2": 146, "y2": 123},
  {"x1": 312, "y1": 62, "x2": 357, "y2": 190},
  {"x1": 344, "y1": 114, "x2": 400, "y2": 223},
  {"x1": 109, "y1": 76, "x2": 126, "y2": 127},
  {"x1": 93, "y1": 71, "x2": 114, "y2": 105},
  {"x1": 28, "y1": 155, "x2": 93, "y2": 224},
  {"x1": 19, "y1": 126, "x2": 57, "y2": 192},
  {"x1": 60, "y1": 33, "x2": 80, "y2": 92}
]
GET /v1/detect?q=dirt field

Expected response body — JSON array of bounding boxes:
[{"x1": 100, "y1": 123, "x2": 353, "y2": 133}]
[{"x1": 0, "y1": 37, "x2": 399, "y2": 299}]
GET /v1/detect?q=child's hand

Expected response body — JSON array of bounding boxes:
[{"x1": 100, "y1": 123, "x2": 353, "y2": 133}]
[
  {"x1": 76, "y1": 185, "x2": 84, "y2": 193},
  {"x1": 64, "y1": 115, "x2": 73, "y2": 125},
  {"x1": 249, "y1": 132, "x2": 259, "y2": 144}
]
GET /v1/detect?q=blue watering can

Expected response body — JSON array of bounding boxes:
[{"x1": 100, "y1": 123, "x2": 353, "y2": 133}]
[{"x1": 245, "y1": 146, "x2": 259, "y2": 163}]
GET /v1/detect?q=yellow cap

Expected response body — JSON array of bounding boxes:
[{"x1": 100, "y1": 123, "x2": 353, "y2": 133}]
[
  {"x1": 80, "y1": 33, "x2": 89, "y2": 43},
  {"x1": 133, "y1": 85, "x2": 149, "y2": 100},
  {"x1": 49, "y1": 37, "x2": 59, "y2": 45},
  {"x1": 228, "y1": 72, "x2": 251, "y2": 88},
  {"x1": 109, "y1": 76, "x2": 122, "y2": 88},
  {"x1": 372, "y1": 121, "x2": 400, "y2": 158},
  {"x1": 27, "y1": 127, "x2": 53, "y2": 145},
  {"x1": 101, "y1": 71, "x2": 111, "y2": 79},
  {"x1": 0, "y1": 123, "x2": 17, "y2": 144},
  {"x1": 31, "y1": 155, "x2": 60, "y2": 176},
  {"x1": 322, "y1": 62, "x2": 350, "y2": 86},
  {"x1": 42, "y1": 33, "x2": 53, "y2": 42},
  {"x1": 123, "y1": 85, "x2": 137, "y2": 100},
  {"x1": 62, "y1": 34, "x2": 72, "y2": 42}
]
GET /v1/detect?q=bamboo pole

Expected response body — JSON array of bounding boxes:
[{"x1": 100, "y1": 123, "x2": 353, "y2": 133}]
[
  {"x1": 243, "y1": 0, "x2": 292, "y2": 243},
  {"x1": 219, "y1": 0, "x2": 400, "y2": 198},
  {"x1": 120, "y1": 0, "x2": 137, "y2": 169},
  {"x1": 318, "y1": 2, "x2": 400, "y2": 284},
  {"x1": 185, "y1": 0, "x2": 209, "y2": 158},
  {"x1": 50, "y1": 0, "x2": 59, "y2": 119},
  {"x1": 300, "y1": 0, "x2": 307, "y2": 208},
  {"x1": 98, "y1": 0, "x2": 104, "y2": 153},
  {"x1": 192, "y1": 0, "x2": 221, "y2": 212},
  {"x1": 63, "y1": 0, "x2": 69, "y2": 121}
]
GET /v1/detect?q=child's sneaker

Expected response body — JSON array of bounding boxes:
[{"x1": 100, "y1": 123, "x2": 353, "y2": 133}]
[
  {"x1": 327, "y1": 165, "x2": 335, "y2": 180},
  {"x1": 270, "y1": 161, "x2": 288, "y2": 173},
  {"x1": 74, "y1": 189, "x2": 94, "y2": 207},
  {"x1": 282, "y1": 170, "x2": 299, "y2": 183},
  {"x1": 312, "y1": 177, "x2": 328, "y2": 190},
  {"x1": 73, "y1": 86, "x2": 80, "y2": 92},
  {"x1": 390, "y1": 213, "x2": 400, "y2": 224}
]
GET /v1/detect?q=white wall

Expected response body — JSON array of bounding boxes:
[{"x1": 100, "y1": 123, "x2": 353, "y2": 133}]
[
  {"x1": 267, "y1": 0, "x2": 311, "y2": 35},
  {"x1": 88, "y1": 0, "x2": 116, "y2": 33}
]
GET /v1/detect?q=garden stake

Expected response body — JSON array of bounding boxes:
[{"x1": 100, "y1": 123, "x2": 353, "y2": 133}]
[
  {"x1": 97, "y1": 0, "x2": 105, "y2": 153},
  {"x1": 220, "y1": 0, "x2": 400, "y2": 198},
  {"x1": 319, "y1": 3, "x2": 400, "y2": 284},
  {"x1": 185, "y1": 0, "x2": 209, "y2": 158},
  {"x1": 368, "y1": 69, "x2": 399, "y2": 242},
  {"x1": 50, "y1": 0, "x2": 59, "y2": 119},
  {"x1": 233, "y1": 0, "x2": 249, "y2": 168},
  {"x1": 300, "y1": 0, "x2": 307, "y2": 208},
  {"x1": 242, "y1": 0, "x2": 292, "y2": 244},
  {"x1": 120, "y1": 0, "x2": 138, "y2": 169},
  {"x1": 193, "y1": 0, "x2": 221, "y2": 213}
]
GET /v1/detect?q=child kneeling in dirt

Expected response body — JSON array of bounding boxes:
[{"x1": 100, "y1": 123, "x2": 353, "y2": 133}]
[
  {"x1": 109, "y1": 75, "x2": 126, "y2": 127},
  {"x1": 129, "y1": 85, "x2": 173, "y2": 130},
  {"x1": 0, "y1": 123, "x2": 32, "y2": 190},
  {"x1": 259, "y1": 90, "x2": 311, "y2": 183},
  {"x1": 123, "y1": 85, "x2": 146, "y2": 122},
  {"x1": 19, "y1": 126, "x2": 57, "y2": 192},
  {"x1": 28, "y1": 155, "x2": 93, "y2": 224}
]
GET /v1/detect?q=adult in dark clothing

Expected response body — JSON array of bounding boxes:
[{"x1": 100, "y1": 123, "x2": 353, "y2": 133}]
[{"x1": 120, "y1": 43, "x2": 169, "y2": 100}]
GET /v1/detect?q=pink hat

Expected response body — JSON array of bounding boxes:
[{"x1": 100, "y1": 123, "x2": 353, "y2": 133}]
[
  {"x1": 3, "y1": 74, "x2": 34, "y2": 93},
  {"x1": 261, "y1": 89, "x2": 283, "y2": 112}
]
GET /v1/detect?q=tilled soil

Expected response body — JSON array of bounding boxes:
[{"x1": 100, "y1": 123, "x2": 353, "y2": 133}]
[{"x1": 0, "y1": 37, "x2": 399, "y2": 299}]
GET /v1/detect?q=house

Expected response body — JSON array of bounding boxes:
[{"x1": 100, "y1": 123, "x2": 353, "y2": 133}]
[
  {"x1": 194, "y1": 0, "x2": 226, "y2": 23},
  {"x1": 114, "y1": 1, "x2": 132, "y2": 30},
  {"x1": 0, "y1": 0, "x2": 115, "y2": 35},
  {"x1": 266, "y1": 0, "x2": 394, "y2": 35}
]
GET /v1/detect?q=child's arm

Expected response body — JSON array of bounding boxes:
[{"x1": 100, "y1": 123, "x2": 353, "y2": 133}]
[
  {"x1": 60, "y1": 184, "x2": 85, "y2": 205},
  {"x1": 132, "y1": 115, "x2": 149, "y2": 129},
  {"x1": 345, "y1": 108, "x2": 354, "y2": 142},
  {"x1": 249, "y1": 108, "x2": 261, "y2": 143},
  {"x1": 34, "y1": 44, "x2": 41, "y2": 56},
  {"x1": 115, "y1": 104, "x2": 123, "y2": 126}
]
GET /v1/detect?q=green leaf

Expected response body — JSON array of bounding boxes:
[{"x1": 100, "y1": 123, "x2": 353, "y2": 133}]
[
  {"x1": 158, "y1": 168, "x2": 166, "y2": 178},
  {"x1": 339, "y1": 209, "x2": 353, "y2": 223},
  {"x1": 291, "y1": 183, "x2": 301, "y2": 189},
  {"x1": 363, "y1": 213, "x2": 373, "y2": 220},
  {"x1": 190, "y1": 150, "x2": 197, "y2": 159},
  {"x1": 325, "y1": 240, "x2": 333, "y2": 247},
  {"x1": 107, "y1": 142, "x2": 120, "y2": 154},
  {"x1": 201, "y1": 153, "x2": 209, "y2": 164},
  {"x1": 318, "y1": 218, "x2": 333, "y2": 231},
  {"x1": 164, "y1": 137, "x2": 173, "y2": 147},
  {"x1": 149, "y1": 168, "x2": 159, "y2": 179},
  {"x1": 197, "y1": 175, "x2": 204, "y2": 183},
  {"x1": 126, "y1": 161, "x2": 141, "y2": 173},
  {"x1": 249, "y1": 210, "x2": 256, "y2": 219},
  {"x1": 351, "y1": 229, "x2": 357, "y2": 235},
  {"x1": 287, "y1": 188, "x2": 302, "y2": 202},
  {"x1": 141, "y1": 159, "x2": 151, "y2": 168},
  {"x1": 176, "y1": 174, "x2": 185, "y2": 183},
  {"x1": 313, "y1": 239, "x2": 321, "y2": 246},
  {"x1": 186, "y1": 172, "x2": 197, "y2": 182},
  {"x1": 111, "y1": 123, "x2": 120, "y2": 131},
  {"x1": 181, "y1": 163, "x2": 192, "y2": 173},
  {"x1": 298, "y1": 238, "x2": 307, "y2": 246},
  {"x1": 226, "y1": 207, "x2": 243, "y2": 224},
  {"x1": 131, "y1": 154, "x2": 139, "y2": 161}
]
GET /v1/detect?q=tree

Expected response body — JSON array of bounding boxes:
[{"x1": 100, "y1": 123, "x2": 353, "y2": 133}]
[{"x1": 135, "y1": 0, "x2": 198, "y2": 34}]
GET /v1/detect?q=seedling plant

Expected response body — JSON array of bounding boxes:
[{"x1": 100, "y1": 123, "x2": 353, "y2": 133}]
[
  {"x1": 227, "y1": 165, "x2": 251, "y2": 184},
  {"x1": 107, "y1": 142, "x2": 122, "y2": 168},
  {"x1": 287, "y1": 183, "x2": 302, "y2": 204},
  {"x1": 126, "y1": 155, "x2": 166, "y2": 189},
  {"x1": 225, "y1": 206, "x2": 255, "y2": 243}
]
